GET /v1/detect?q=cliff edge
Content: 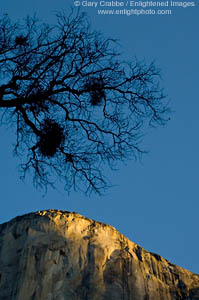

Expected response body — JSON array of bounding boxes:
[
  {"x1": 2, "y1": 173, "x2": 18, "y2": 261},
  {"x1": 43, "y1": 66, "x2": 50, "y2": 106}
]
[{"x1": 0, "y1": 209, "x2": 199, "y2": 300}]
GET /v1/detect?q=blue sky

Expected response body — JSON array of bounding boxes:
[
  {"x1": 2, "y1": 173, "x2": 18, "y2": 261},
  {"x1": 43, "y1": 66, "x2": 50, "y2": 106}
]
[{"x1": 0, "y1": 0, "x2": 199, "y2": 274}]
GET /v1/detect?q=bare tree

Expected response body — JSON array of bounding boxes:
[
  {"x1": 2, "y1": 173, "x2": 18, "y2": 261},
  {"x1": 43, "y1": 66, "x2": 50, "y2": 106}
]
[{"x1": 0, "y1": 10, "x2": 170, "y2": 195}]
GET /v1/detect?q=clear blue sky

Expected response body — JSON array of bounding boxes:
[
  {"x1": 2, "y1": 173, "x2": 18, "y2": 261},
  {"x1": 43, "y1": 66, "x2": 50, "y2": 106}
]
[{"x1": 0, "y1": 0, "x2": 199, "y2": 274}]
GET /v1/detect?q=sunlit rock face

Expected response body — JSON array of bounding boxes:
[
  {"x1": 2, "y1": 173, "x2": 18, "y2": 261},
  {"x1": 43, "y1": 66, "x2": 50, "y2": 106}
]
[{"x1": 0, "y1": 209, "x2": 199, "y2": 300}]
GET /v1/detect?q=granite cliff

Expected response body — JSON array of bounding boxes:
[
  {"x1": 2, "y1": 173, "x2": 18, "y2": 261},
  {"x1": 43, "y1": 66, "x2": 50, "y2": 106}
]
[{"x1": 0, "y1": 209, "x2": 199, "y2": 300}]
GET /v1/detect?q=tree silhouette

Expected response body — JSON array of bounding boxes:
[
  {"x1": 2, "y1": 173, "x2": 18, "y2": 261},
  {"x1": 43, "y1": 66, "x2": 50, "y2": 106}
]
[{"x1": 0, "y1": 11, "x2": 170, "y2": 195}]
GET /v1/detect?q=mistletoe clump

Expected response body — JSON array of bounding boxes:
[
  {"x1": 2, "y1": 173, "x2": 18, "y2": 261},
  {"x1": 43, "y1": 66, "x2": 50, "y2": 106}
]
[
  {"x1": 38, "y1": 118, "x2": 65, "y2": 157},
  {"x1": 85, "y1": 77, "x2": 105, "y2": 106},
  {"x1": 15, "y1": 35, "x2": 28, "y2": 46}
]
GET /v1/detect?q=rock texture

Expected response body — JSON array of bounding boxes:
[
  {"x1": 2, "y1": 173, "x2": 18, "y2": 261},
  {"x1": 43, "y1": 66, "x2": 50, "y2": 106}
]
[{"x1": 0, "y1": 209, "x2": 199, "y2": 300}]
